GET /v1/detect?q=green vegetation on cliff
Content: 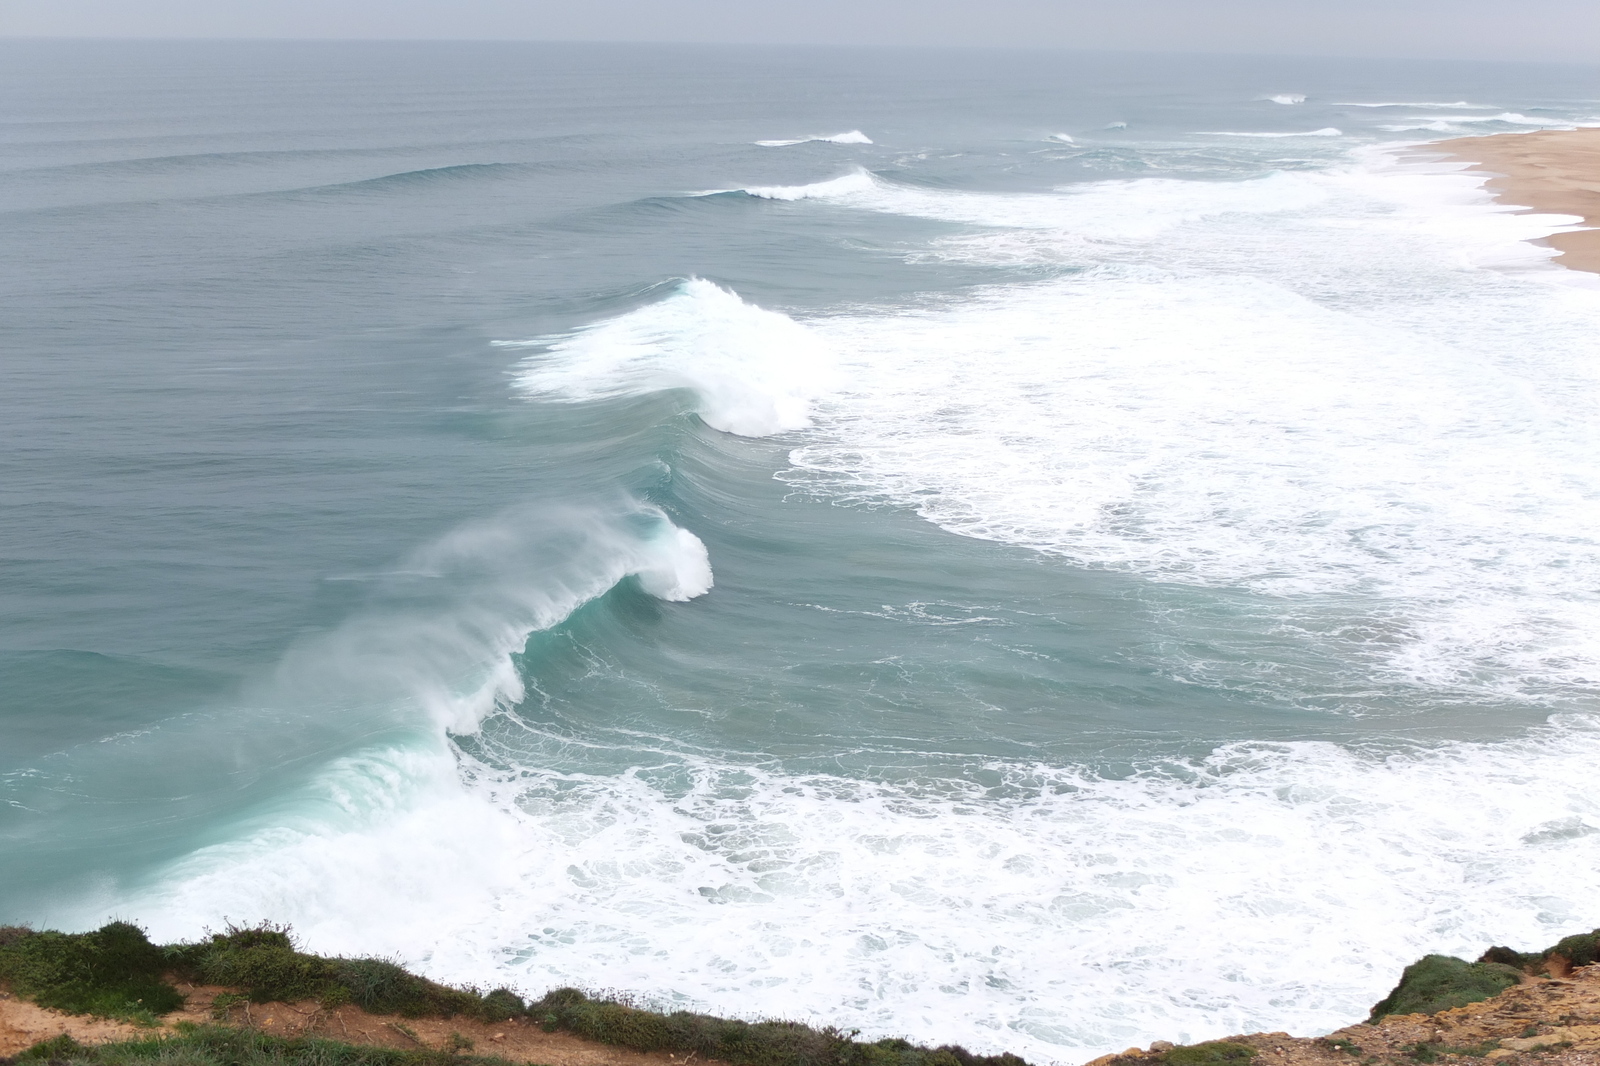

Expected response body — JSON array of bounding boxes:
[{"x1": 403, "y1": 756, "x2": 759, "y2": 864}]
[
  {"x1": 0, "y1": 1026, "x2": 511, "y2": 1066},
  {"x1": 0, "y1": 923, "x2": 519, "y2": 1026},
  {"x1": 0, "y1": 924, "x2": 1027, "y2": 1066},
  {"x1": 1368, "y1": 927, "x2": 1600, "y2": 1023},
  {"x1": 0, "y1": 923, "x2": 183, "y2": 1024},
  {"x1": 1366, "y1": 956, "x2": 1522, "y2": 1022},
  {"x1": 1154, "y1": 1042, "x2": 1258, "y2": 1066}
]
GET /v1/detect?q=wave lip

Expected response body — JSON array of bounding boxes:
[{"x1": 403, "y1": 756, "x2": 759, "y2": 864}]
[
  {"x1": 1266, "y1": 93, "x2": 1306, "y2": 105},
  {"x1": 738, "y1": 169, "x2": 879, "y2": 201},
  {"x1": 755, "y1": 130, "x2": 873, "y2": 147}
]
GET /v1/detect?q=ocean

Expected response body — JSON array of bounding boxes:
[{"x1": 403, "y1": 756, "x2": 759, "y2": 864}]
[{"x1": 2, "y1": 38, "x2": 1599, "y2": 1062}]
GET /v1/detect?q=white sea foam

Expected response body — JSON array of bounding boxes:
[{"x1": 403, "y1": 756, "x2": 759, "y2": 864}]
[
  {"x1": 1341, "y1": 101, "x2": 1498, "y2": 109},
  {"x1": 1048, "y1": 133, "x2": 1076, "y2": 143},
  {"x1": 121, "y1": 716, "x2": 1600, "y2": 1063},
  {"x1": 1429, "y1": 112, "x2": 1563, "y2": 126},
  {"x1": 529, "y1": 156, "x2": 1600, "y2": 702},
  {"x1": 507, "y1": 277, "x2": 838, "y2": 436},
  {"x1": 755, "y1": 130, "x2": 873, "y2": 147},
  {"x1": 1266, "y1": 93, "x2": 1306, "y2": 105},
  {"x1": 107, "y1": 139, "x2": 1600, "y2": 1066},
  {"x1": 1198, "y1": 127, "x2": 1343, "y2": 137},
  {"x1": 720, "y1": 168, "x2": 1329, "y2": 241},
  {"x1": 737, "y1": 169, "x2": 879, "y2": 201}
]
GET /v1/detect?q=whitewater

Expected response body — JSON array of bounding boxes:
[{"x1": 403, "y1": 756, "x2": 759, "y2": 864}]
[{"x1": 3, "y1": 40, "x2": 1599, "y2": 1066}]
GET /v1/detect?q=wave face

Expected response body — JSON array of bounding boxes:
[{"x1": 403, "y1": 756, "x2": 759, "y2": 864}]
[{"x1": 7, "y1": 41, "x2": 1600, "y2": 1066}]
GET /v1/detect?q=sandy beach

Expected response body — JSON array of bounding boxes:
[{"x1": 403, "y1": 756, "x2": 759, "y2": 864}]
[{"x1": 1435, "y1": 128, "x2": 1600, "y2": 273}]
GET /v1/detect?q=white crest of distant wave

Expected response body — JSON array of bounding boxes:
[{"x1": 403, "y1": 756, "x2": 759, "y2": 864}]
[
  {"x1": 755, "y1": 130, "x2": 873, "y2": 147},
  {"x1": 1199, "y1": 127, "x2": 1343, "y2": 137},
  {"x1": 1266, "y1": 93, "x2": 1306, "y2": 104},
  {"x1": 1340, "y1": 101, "x2": 1498, "y2": 109},
  {"x1": 723, "y1": 167, "x2": 1330, "y2": 240}
]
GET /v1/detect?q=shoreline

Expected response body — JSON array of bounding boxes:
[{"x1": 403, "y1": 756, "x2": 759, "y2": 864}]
[{"x1": 1431, "y1": 127, "x2": 1600, "y2": 274}]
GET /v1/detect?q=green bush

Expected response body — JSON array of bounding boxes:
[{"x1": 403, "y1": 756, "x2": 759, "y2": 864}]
[
  {"x1": 5, "y1": 1024, "x2": 514, "y2": 1066},
  {"x1": 1367, "y1": 956, "x2": 1522, "y2": 1022},
  {"x1": 165, "y1": 924, "x2": 523, "y2": 1022},
  {"x1": 1157, "y1": 1043, "x2": 1258, "y2": 1066},
  {"x1": 1545, "y1": 931, "x2": 1599, "y2": 969},
  {"x1": 0, "y1": 921, "x2": 1028, "y2": 1066},
  {"x1": 0, "y1": 922, "x2": 183, "y2": 1023},
  {"x1": 525, "y1": 988, "x2": 1028, "y2": 1066},
  {"x1": 1477, "y1": 928, "x2": 1599, "y2": 975}
]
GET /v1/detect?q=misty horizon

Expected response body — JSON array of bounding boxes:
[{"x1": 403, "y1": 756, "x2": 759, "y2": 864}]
[{"x1": 3, "y1": 0, "x2": 1599, "y2": 64}]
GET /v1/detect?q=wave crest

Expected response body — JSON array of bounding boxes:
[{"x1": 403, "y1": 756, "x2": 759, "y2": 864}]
[
  {"x1": 508, "y1": 278, "x2": 837, "y2": 438},
  {"x1": 755, "y1": 130, "x2": 873, "y2": 147}
]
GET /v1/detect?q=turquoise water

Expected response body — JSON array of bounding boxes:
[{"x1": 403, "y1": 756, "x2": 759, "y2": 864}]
[{"x1": 3, "y1": 39, "x2": 1600, "y2": 1061}]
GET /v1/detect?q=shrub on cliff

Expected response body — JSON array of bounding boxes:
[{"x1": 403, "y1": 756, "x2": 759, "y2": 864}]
[
  {"x1": 1157, "y1": 1043, "x2": 1258, "y2": 1066},
  {"x1": 1367, "y1": 955, "x2": 1522, "y2": 1022},
  {"x1": 527, "y1": 988, "x2": 1029, "y2": 1066},
  {"x1": 166, "y1": 923, "x2": 523, "y2": 1021},
  {"x1": 1478, "y1": 927, "x2": 1599, "y2": 977},
  {"x1": 2, "y1": 1025, "x2": 513, "y2": 1066},
  {"x1": 0, "y1": 922, "x2": 183, "y2": 1024}
]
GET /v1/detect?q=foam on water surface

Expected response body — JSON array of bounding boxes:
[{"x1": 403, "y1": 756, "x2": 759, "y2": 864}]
[
  {"x1": 127, "y1": 714, "x2": 1600, "y2": 1064},
  {"x1": 524, "y1": 158, "x2": 1600, "y2": 709},
  {"x1": 112, "y1": 147, "x2": 1600, "y2": 1063},
  {"x1": 23, "y1": 53, "x2": 1600, "y2": 1066}
]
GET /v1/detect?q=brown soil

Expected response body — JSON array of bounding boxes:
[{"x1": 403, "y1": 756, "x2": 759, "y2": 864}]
[
  {"x1": 1090, "y1": 963, "x2": 1600, "y2": 1066},
  {"x1": 1432, "y1": 127, "x2": 1600, "y2": 274},
  {"x1": 6, "y1": 965, "x2": 1600, "y2": 1066},
  {"x1": 0, "y1": 992, "x2": 147, "y2": 1056},
  {"x1": 0, "y1": 983, "x2": 709, "y2": 1066}
]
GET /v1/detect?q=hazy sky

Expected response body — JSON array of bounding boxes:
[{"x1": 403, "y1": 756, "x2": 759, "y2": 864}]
[{"x1": 2, "y1": 0, "x2": 1597, "y2": 63}]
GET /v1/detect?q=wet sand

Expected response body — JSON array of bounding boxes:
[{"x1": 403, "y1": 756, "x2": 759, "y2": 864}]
[{"x1": 1435, "y1": 128, "x2": 1600, "y2": 274}]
